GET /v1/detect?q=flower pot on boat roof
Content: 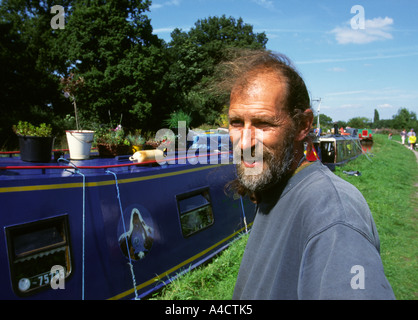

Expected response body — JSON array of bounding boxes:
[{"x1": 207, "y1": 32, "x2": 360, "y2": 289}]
[
  {"x1": 95, "y1": 124, "x2": 131, "y2": 157},
  {"x1": 13, "y1": 121, "x2": 55, "y2": 163},
  {"x1": 65, "y1": 130, "x2": 94, "y2": 160},
  {"x1": 125, "y1": 133, "x2": 145, "y2": 154},
  {"x1": 61, "y1": 74, "x2": 94, "y2": 160},
  {"x1": 96, "y1": 142, "x2": 131, "y2": 157}
]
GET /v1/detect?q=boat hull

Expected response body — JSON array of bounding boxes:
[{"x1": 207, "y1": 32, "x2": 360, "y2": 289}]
[
  {"x1": 313, "y1": 134, "x2": 363, "y2": 171},
  {"x1": 0, "y1": 156, "x2": 255, "y2": 300}
]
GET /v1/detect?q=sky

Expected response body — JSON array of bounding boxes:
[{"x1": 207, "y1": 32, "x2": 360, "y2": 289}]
[{"x1": 147, "y1": 0, "x2": 418, "y2": 122}]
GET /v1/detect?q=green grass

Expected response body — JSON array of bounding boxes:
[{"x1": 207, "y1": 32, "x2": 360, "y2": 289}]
[
  {"x1": 150, "y1": 233, "x2": 249, "y2": 300},
  {"x1": 334, "y1": 134, "x2": 417, "y2": 300},
  {"x1": 150, "y1": 134, "x2": 417, "y2": 300}
]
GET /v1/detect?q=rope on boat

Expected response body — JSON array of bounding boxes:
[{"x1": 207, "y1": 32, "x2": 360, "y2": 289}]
[
  {"x1": 353, "y1": 138, "x2": 373, "y2": 162},
  {"x1": 79, "y1": 171, "x2": 86, "y2": 300},
  {"x1": 57, "y1": 158, "x2": 86, "y2": 300},
  {"x1": 106, "y1": 170, "x2": 139, "y2": 300}
]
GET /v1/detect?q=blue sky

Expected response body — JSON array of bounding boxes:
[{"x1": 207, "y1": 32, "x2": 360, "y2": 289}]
[{"x1": 147, "y1": 0, "x2": 418, "y2": 122}]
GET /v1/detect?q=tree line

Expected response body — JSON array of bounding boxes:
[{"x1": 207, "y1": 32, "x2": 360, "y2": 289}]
[
  {"x1": 1, "y1": 1, "x2": 415, "y2": 150},
  {"x1": 0, "y1": 0, "x2": 267, "y2": 149},
  {"x1": 313, "y1": 108, "x2": 417, "y2": 134}
]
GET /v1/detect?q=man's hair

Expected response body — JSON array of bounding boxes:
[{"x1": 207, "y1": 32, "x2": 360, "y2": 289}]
[{"x1": 217, "y1": 49, "x2": 311, "y2": 129}]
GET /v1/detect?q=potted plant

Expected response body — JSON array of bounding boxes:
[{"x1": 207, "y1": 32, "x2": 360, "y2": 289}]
[
  {"x1": 125, "y1": 133, "x2": 145, "y2": 153},
  {"x1": 143, "y1": 138, "x2": 162, "y2": 150},
  {"x1": 13, "y1": 121, "x2": 55, "y2": 162},
  {"x1": 163, "y1": 110, "x2": 191, "y2": 151},
  {"x1": 95, "y1": 124, "x2": 131, "y2": 157},
  {"x1": 60, "y1": 73, "x2": 94, "y2": 160}
]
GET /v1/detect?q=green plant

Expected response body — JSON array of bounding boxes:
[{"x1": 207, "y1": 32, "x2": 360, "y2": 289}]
[
  {"x1": 216, "y1": 105, "x2": 229, "y2": 128},
  {"x1": 13, "y1": 121, "x2": 53, "y2": 137},
  {"x1": 163, "y1": 110, "x2": 192, "y2": 129},
  {"x1": 125, "y1": 133, "x2": 145, "y2": 146},
  {"x1": 151, "y1": 135, "x2": 418, "y2": 300},
  {"x1": 60, "y1": 73, "x2": 85, "y2": 131},
  {"x1": 151, "y1": 233, "x2": 249, "y2": 300},
  {"x1": 94, "y1": 124, "x2": 129, "y2": 146}
]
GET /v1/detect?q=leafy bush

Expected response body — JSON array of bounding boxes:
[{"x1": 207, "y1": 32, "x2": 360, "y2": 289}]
[
  {"x1": 94, "y1": 125, "x2": 129, "y2": 146},
  {"x1": 13, "y1": 121, "x2": 53, "y2": 137},
  {"x1": 125, "y1": 133, "x2": 145, "y2": 146},
  {"x1": 163, "y1": 110, "x2": 192, "y2": 129}
]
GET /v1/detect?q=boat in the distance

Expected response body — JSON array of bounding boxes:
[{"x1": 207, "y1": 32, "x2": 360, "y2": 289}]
[
  {"x1": 0, "y1": 133, "x2": 255, "y2": 300},
  {"x1": 358, "y1": 128, "x2": 373, "y2": 141},
  {"x1": 312, "y1": 126, "x2": 363, "y2": 171}
]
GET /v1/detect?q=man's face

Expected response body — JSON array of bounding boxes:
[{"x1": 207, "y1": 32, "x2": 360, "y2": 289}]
[{"x1": 228, "y1": 72, "x2": 296, "y2": 192}]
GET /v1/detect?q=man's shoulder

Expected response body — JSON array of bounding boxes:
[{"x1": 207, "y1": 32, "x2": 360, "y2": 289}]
[
  {"x1": 283, "y1": 161, "x2": 377, "y2": 244},
  {"x1": 287, "y1": 161, "x2": 361, "y2": 198}
]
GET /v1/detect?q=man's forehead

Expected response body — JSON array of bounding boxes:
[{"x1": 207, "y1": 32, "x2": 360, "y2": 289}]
[
  {"x1": 231, "y1": 71, "x2": 286, "y2": 99},
  {"x1": 230, "y1": 74, "x2": 287, "y2": 115}
]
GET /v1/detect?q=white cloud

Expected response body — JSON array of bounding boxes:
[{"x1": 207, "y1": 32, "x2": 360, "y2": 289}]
[
  {"x1": 339, "y1": 104, "x2": 363, "y2": 109},
  {"x1": 153, "y1": 27, "x2": 176, "y2": 33},
  {"x1": 251, "y1": 0, "x2": 275, "y2": 10},
  {"x1": 153, "y1": 26, "x2": 191, "y2": 35},
  {"x1": 150, "y1": 0, "x2": 181, "y2": 10},
  {"x1": 296, "y1": 51, "x2": 418, "y2": 65},
  {"x1": 326, "y1": 90, "x2": 366, "y2": 97},
  {"x1": 328, "y1": 67, "x2": 346, "y2": 72},
  {"x1": 377, "y1": 103, "x2": 394, "y2": 109},
  {"x1": 331, "y1": 17, "x2": 394, "y2": 45},
  {"x1": 366, "y1": 17, "x2": 393, "y2": 29},
  {"x1": 150, "y1": 3, "x2": 163, "y2": 9}
]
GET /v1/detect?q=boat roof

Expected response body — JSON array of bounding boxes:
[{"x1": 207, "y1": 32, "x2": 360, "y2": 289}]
[
  {"x1": 0, "y1": 149, "x2": 231, "y2": 181},
  {"x1": 315, "y1": 134, "x2": 360, "y2": 142}
]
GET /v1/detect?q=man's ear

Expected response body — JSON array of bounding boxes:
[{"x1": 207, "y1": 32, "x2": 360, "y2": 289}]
[{"x1": 295, "y1": 109, "x2": 313, "y2": 142}]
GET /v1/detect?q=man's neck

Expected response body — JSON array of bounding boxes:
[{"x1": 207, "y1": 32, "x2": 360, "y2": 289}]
[{"x1": 250, "y1": 149, "x2": 308, "y2": 204}]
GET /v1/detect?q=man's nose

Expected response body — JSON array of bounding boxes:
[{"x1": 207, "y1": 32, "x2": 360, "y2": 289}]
[{"x1": 241, "y1": 127, "x2": 256, "y2": 150}]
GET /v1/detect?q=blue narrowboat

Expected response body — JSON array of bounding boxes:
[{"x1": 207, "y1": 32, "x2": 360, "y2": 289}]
[{"x1": 0, "y1": 137, "x2": 255, "y2": 300}]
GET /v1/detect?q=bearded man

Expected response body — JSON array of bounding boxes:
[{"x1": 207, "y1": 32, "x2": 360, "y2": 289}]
[{"x1": 227, "y1": 50, "x2": 395, "y2": 300}]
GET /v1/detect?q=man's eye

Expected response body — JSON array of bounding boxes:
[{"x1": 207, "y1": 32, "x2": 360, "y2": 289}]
[
  {"x1": 255, "y1": 122, "x2": 272, "y2": 129},
  {"x1": 229, "y1": 120, "x2": 243, "y2": 127}
]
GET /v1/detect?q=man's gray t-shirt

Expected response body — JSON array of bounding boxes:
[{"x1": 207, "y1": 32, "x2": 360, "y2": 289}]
[{"x1": 233, "y1": 161, "x2": 395, "y2": 300}]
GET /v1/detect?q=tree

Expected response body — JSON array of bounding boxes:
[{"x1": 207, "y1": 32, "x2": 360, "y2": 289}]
[
  {"x1": 0, "y1": 0, "x2": 72, "y2": 148},
  {"x1": 335, "y1": 120, "x2": 348, "y2": 128},
  {"x1": 166, "y1": 15, "x2": 268, "y2": 127},
  {"x1": 57, "y1": 0, "x2": 168, "y2": 131},
  {"x1": 347, "y1": 117, "x2": 372, "y2": 129},
  {"x1": 1, "y1": 6, "x2": 269, "y2": 147},
  {"x1": 373, "y1": 109, "x2": 380, "y2": 126},
  {"x1": 391, "y1": 108, "x2": 417, "y2": 131},
  {"x1": 313, "y1": 113, "x2": 333, "y2": 129}
]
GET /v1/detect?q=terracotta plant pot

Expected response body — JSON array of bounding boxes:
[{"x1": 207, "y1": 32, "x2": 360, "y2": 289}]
[{"x1": 97, "y1": 143, "x2": 131, "y2": 157}]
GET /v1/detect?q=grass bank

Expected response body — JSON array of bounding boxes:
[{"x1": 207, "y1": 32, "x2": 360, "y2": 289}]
[
  {"x1": 334, "y1": 134, "x2": 417, "y2": 300},
  {"x1": 151, "y1": 134, "x2": 417, "y2": 300}
]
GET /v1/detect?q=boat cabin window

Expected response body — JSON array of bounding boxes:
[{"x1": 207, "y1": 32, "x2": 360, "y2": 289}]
[
  {"x1": 320, "y1": 142, "x2": 335, "y2": 163},
  {"x1": 5, "y1": 215, "x2": 72, "y2": 297},
  {"x1": 176, "y1": 188, "x2": 214, "y2": 237}
]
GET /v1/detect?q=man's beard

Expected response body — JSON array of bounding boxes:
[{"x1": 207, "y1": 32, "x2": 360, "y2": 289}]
[{"x1": 235, "y1": 131, "x2": 296, "y2": 194}]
